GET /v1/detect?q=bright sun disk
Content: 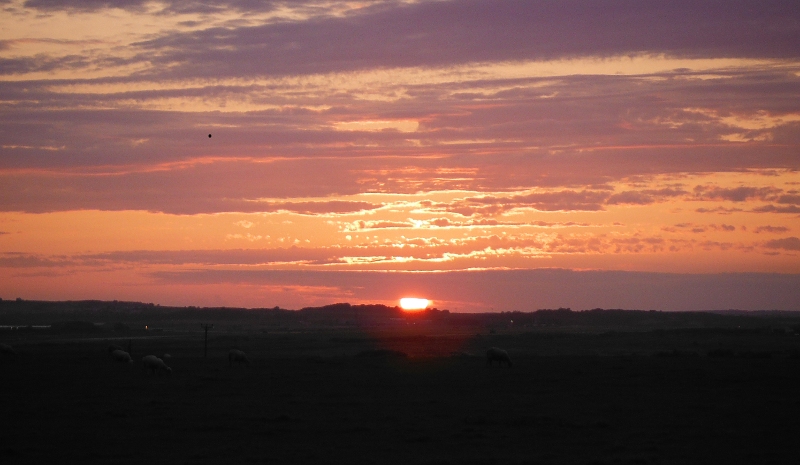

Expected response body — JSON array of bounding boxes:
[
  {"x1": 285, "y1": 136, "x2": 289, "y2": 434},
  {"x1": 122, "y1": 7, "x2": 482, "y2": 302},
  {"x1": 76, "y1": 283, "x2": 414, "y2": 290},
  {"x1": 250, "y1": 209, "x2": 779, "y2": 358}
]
[{"x1": 400, "y1": 297, "x2": 430, "y2": 311}]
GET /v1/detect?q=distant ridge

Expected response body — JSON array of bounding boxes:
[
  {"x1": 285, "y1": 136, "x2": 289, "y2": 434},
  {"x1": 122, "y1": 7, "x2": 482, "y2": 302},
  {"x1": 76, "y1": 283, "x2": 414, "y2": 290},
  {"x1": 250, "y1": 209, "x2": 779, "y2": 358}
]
[{"x1": 1, "y1": 299, "x2": 799, "y2": 333}]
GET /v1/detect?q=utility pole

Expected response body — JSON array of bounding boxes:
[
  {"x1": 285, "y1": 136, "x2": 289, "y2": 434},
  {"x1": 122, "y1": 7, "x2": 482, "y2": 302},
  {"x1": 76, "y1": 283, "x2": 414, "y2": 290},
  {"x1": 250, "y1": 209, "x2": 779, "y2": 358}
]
[{"x1": 200, "y1": 323, "x2": 214, "y2": 358}]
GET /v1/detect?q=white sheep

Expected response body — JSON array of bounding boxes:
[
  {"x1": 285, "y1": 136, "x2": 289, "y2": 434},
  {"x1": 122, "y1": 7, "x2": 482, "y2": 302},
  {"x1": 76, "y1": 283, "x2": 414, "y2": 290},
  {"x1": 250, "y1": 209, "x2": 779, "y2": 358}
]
[
  {"x1": 228, "y1": 349, "x2": 250, "y2": 367},
  {"x1": 0, "y1": 343, "x2": 16, "y2": 356},
  {"x1": 111, "y1": 349, "x2": 133, "y2": 364},
  {"x1": 142, "y1": 355, "x2": 172, "y2": 375},
  {"x1": 107, "y1": 344, "x2": 124, "y2": 354},
  {"x1": 162, "y1": 353, "x2": 172, "y2": 360},
  {"x1": 486, "y1": 347, "x2": 513, "y2": 367}
]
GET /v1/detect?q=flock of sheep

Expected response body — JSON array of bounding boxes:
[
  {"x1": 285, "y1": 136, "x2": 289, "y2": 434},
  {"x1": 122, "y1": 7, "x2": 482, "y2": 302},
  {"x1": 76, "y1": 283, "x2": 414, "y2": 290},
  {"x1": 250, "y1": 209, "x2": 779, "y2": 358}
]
[
  {"x1": 106, "y1": 343, "x2": 252, "y2": 374},
  {"x1": 3, "y1": 341, "x2": 511, "y2": 370},
  {"x1": 107, "y1": 344, "x2": 173, "y2": 375},
  {"x1": 106, "y1": 344, "x2": 509, "y2": 372}
]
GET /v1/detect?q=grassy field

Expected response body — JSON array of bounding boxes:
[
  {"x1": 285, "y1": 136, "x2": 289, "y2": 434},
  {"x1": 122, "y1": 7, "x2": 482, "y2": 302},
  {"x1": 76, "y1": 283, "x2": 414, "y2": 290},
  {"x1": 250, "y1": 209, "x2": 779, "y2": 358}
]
[{"x1": 2, "y1": 328, "x2": 800, "y2": 464}]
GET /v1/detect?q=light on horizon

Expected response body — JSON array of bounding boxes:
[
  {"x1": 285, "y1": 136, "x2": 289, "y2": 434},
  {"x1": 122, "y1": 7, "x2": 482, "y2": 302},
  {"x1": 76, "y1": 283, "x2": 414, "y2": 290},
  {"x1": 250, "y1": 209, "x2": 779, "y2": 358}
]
[{"x1": 400, "y1": 298, "x2": 430, "y2": 311}]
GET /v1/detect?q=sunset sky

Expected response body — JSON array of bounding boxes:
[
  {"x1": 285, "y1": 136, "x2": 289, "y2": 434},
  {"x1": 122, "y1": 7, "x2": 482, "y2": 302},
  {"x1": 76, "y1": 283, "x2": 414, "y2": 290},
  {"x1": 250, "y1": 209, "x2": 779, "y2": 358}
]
[{"x1": 1, "y1": 0, "x2": 799, "y2": 311}]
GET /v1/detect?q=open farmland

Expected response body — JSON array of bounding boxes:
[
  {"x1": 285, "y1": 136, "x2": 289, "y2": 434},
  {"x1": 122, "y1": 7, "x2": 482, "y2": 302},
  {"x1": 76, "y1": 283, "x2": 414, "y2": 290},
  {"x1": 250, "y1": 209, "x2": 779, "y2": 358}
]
[{"x1": 3, "y1": 312, "x2": 800, "y2": 465}]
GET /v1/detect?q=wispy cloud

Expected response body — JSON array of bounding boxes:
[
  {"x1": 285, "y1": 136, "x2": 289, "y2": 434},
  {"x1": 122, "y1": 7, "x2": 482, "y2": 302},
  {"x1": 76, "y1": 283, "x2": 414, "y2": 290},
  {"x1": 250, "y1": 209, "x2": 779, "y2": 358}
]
[{"x1": 754, "y1": 225, "x2": 791, "y2": 234}]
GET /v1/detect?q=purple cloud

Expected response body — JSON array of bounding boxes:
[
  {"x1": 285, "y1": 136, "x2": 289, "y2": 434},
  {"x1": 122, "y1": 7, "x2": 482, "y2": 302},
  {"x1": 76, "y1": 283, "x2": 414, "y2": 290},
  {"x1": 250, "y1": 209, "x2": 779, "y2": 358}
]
[
  {"x1": 126, "y1": 0, "x2": 800, "y2": 79},
  {"x1": 754, "y1": 225, "x2": 790, "y2": 234},
  {"x1": 752, "y1": 205, "x2": 800, "y2": 214},
  {"x1": 693, "y1": 185, "x2": 782, "y2": 202},
  {"x1": 607, "y1": 188, "x2": 687, "y2": 205},
  {"x1": 764, "y1": 236, "x2": 800, "y2": 251}
]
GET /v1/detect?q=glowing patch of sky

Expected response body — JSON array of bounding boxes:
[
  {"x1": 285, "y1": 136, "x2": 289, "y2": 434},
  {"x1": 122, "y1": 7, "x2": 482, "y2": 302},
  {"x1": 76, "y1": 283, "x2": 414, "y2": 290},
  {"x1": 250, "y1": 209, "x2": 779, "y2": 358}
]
[
  {"x1": 334, "y1": 120, "x2": 419, "y2": 132},
  {"x1": 2, "y1": 170, "x2": 796, "y2": 271},
  {"x1": 40, "y1": 56, "x2": 790, "y2": 91}
]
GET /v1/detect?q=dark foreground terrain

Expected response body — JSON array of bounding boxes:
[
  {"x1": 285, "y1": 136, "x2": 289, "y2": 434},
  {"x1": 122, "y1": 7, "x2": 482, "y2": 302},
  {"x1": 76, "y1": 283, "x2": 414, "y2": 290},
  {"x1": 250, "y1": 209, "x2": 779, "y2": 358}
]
[{"x1": 2, "y1": 327, "x2": 800, "y2": 465}]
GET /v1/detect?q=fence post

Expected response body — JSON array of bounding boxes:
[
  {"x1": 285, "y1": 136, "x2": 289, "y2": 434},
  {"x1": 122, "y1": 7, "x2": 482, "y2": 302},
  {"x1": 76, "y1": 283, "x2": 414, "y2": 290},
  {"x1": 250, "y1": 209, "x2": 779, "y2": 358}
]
[{"x1": 200, "y1": 323, "x2": 214, "y2": 358}]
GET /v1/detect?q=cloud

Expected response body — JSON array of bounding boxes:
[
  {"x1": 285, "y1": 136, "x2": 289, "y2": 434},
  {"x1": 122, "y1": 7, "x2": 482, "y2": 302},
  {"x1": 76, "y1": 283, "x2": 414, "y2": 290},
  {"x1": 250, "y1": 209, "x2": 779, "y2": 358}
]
[
  {"x1": 662, "y1": 223, "x2": 738, "y2": 234},
  {"x1": 542, "y1": 235, "x2": 669, "y2": 254},
  {"x1": 249, "y1": 200, "x2": 381, "y2": 215},
  {"x1": 754, "y1": 225, "x2": 790, "y2": 234},
  {"x1": 126, "y1": 0, "x2": 800, "y2": 80},
  {"x1": 752, "y1": 205, "x2": 800, "y2": 214},
  {"x1": 2, "y1": 59, "x2": 799, "y2": 215},
  {"x1": 763, "y1": 236, "x2": 800, "y2": 251},
  {"x1": 0, "y1": 252, "x2": 72, "y2": 267},
  {"x1": 606, "y1": 187, "x2": 687, "y2": 205},
  {"x1": 23, "y1": 0, "x2": 151, "y2": 12},
  {"x1": 82, "y1": 248, "x2": 339, "y2": 266},
  {"x1": 5, "y1": 227, "x2": 744, "y2": 272},
  {"x1": 22, "y1": 0, "x2": 350, "y2": 15},
  {"x1": 0, "y1": 158, "x2": 385, "y2": 214},
  {"x1": 444, "y1": 190, "x2": 611, "y2": 216},
  {"x1": 12, "y1": 3, "x2": 788, "y2": 81},
  {"x1": 693, "y1": 185, "x2": 782, "y2": 202},
  {"x1": 776, "y1": 194, "x2": 800, "y2": 205},
  {"x1": 0, "y1": 54, "x2": 94, "y2": 75},
  {"x1": 695, "y1": 207, "x2": 745, "y2": 214},
  {"x1": 343, "y1": 220, "x2": 413, "y2": 231}
]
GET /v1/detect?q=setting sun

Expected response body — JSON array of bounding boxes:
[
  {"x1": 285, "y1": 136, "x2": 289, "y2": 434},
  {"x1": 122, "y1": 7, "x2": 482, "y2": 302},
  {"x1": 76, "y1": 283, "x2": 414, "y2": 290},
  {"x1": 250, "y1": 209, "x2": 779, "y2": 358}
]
[{"x1": 400, "y1": 298, "x2": 430, "y2": 311}]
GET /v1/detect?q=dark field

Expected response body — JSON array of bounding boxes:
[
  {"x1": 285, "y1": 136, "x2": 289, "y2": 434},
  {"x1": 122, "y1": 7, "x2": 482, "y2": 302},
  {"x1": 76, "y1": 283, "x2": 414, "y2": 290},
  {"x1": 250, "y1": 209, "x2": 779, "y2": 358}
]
[{"x1": 3, "y1": 328, "x2": 800, "y2": 465}]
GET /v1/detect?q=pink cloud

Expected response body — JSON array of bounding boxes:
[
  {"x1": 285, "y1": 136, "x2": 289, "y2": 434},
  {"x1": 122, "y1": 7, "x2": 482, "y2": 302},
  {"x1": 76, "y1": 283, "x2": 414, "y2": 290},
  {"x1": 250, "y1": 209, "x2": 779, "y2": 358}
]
[
  {"x1": 752, "y1": 205, "x2": 800, "y2": 214},
  {"x1": 754, "y1": 225, "x2": 791, "y2": 234},
  {"x1": 693, "y1": 185, "x2": 782, "y2": 202},
  {"x1": 764, "y1": 237, "x2": 800, "y2": 251},
  {"x1": 606, "y1": 187, "x2": 687, "y2": 205}
]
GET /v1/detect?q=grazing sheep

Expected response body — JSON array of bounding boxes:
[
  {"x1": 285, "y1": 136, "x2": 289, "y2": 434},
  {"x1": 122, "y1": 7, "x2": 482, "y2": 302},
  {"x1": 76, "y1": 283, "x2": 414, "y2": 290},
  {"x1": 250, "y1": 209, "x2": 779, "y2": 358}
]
[
  {"x1": 228, "y1": 349, "x2": 250, "y2": 367},
  {"x1": 162, "y1": 353, "x2": 172, "y2": 360},
  {"x1": 0, "y1": 343, "x2": 16, "y2": 356},
  {"x1": 107, "y1": 344, "x2": 124, "y2": 354},
  {"x1": 111, "y1": 349, "x2": 133, "y2": 364},
  {"x1": 141, "y1": 355, "x2": 172, "y2": 375},
  {"x1": 486, "y1": 347, "x2": 513, "y2": 367}
]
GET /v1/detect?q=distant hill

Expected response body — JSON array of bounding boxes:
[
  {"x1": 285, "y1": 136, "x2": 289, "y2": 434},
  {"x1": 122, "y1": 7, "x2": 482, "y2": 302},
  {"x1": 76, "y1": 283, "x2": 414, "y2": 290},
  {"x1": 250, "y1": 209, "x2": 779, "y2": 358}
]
[{"x1": 2, "y1": 298, "x2": 800, "y2": 334}]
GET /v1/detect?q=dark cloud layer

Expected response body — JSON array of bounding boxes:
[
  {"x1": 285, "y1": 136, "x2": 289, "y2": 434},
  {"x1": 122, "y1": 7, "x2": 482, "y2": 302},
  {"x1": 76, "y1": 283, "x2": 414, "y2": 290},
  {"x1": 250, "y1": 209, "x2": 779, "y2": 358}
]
[
  {"x1": 147, "y1": 268, "x2": 800, "y2": 311},
  {"x1": 764, "y1": 236, "x2": 800, "y2": 251},
  {"x1": 124, "y1": 0, "x2": 800, "y2": 79},
  {"x1": 2, "y1": 156, "x2": 797, "y2": 214},
  {"x1": 694, "y1": 186, "x2": 783, "y2": 202},
  {"x1": 754, "y1": 225, "x2": 791, "y2": 234}
]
